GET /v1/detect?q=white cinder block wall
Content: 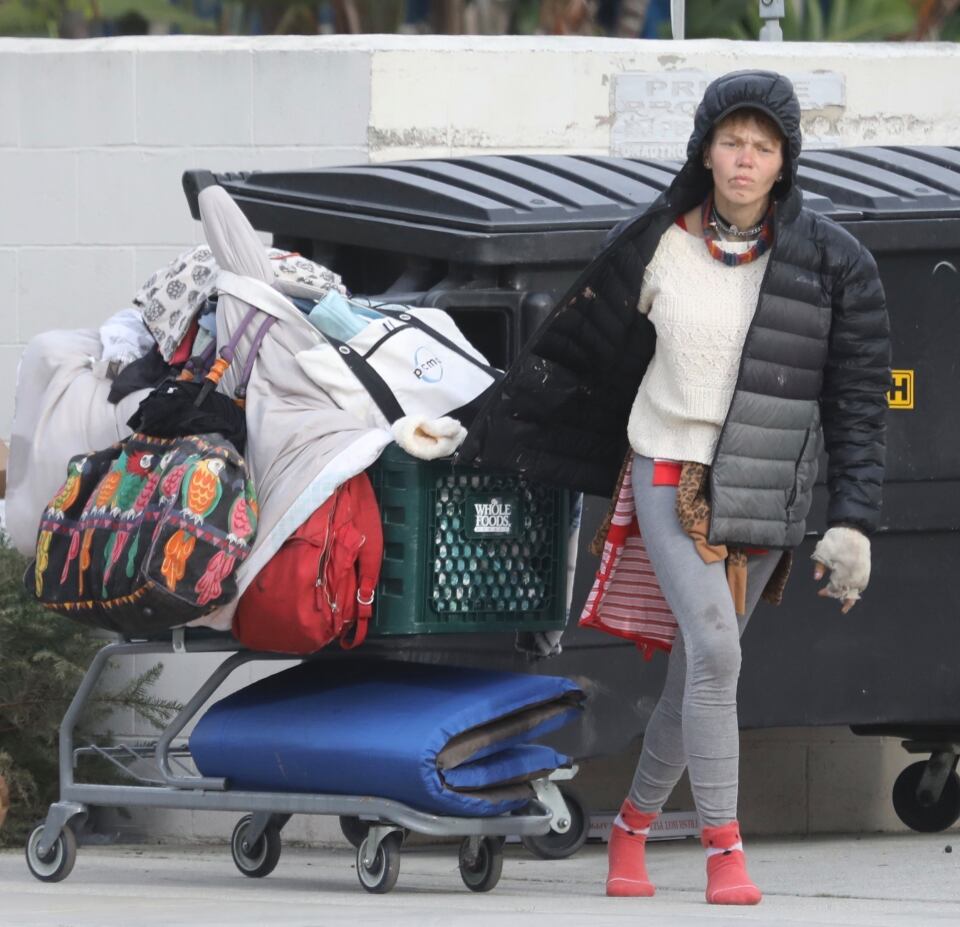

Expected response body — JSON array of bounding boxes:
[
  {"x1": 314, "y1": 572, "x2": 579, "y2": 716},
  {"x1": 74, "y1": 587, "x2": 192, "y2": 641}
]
[
  {"x1": 2, "y1": 34, "x2": 959, "y2": 841},
  {"x1": 0, "y1": 35, "x2": 373, "y2": 437}
]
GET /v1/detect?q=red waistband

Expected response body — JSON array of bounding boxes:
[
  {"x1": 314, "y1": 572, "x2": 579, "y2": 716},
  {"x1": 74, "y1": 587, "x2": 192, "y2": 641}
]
[
  {"x1": 649, "y1": 459, "x2": 768, "y2": 555},
  {"x1": 652, "y1": 459, "x2": 682, "y2": 486}
]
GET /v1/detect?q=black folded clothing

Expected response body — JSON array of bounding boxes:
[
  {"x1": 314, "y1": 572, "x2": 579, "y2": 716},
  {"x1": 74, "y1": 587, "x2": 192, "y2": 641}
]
[{"x1": 127, "y1": 378, "x2": 246, "y2": 452}]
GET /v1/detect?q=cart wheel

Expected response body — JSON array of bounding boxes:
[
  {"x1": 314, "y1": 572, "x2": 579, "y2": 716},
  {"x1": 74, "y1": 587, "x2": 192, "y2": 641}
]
[
  {"x1": 25, "y1": 824, "x2": 77, "y2": 883},
  {"x1": 459, "y1": 836, "x2": 503, "y2": 892},
  {"x1": 521, "y1": 788, "x2": 589, "y2": 860},
  {"x1": 231, "y1": 815, "x2": 282, "y2": 878},
  {"x1": 356, "y1": 831, "x2": 402, "y2": 894},
  {"x1": 892, "y1": 762, "x2": 960, "y2": 833},
  {"x1": 340, "y1": 816, "x2": 409, "y2": 849}
]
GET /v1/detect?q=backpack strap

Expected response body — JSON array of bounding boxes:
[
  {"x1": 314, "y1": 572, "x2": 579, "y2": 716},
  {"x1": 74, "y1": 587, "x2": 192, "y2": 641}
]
[
  {"x1": 339, "y1": 473, "x2": 384, "y2": 650},
  {"x1": 188, "y1": 304, "x2": 277, "y2": 409},
  {"x1": 191, "y1": 305, "x2": 260, "y2": 406},
  {"x1": 179, "y1": 337, "x2": 217, "y2": 382},
  {"x1": 233, "y1": 315, "x2": 277, "y2": 406}
]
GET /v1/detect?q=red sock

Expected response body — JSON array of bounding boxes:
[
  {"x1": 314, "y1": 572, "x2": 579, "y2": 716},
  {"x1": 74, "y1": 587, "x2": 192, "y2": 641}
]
[
  {"x1": 701, "y1": 820, "x2": 762, "y2": 905},
  {"x1": 605, "y1": 800, "x2": 657, "y2": 897}
]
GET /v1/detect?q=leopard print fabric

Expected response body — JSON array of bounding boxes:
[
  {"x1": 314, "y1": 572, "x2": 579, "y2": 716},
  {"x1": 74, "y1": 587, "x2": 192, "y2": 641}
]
[
  {"x1": 675, "y1": 461, "x2": 710, "y2": 534},
  {"x1": 761, "y1": 550, "x2": 793, "y2": 606}
]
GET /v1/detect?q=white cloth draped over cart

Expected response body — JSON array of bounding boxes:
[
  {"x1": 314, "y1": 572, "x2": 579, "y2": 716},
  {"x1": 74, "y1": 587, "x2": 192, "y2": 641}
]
[{"x1": 188, "y1": 186, "x2": 392, "y2": 627}]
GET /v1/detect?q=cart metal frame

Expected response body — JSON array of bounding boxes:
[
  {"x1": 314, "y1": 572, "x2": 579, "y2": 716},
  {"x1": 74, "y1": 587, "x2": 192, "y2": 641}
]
[{"x1": 30, "y1": 628, "x2": 570, "y2": 892}]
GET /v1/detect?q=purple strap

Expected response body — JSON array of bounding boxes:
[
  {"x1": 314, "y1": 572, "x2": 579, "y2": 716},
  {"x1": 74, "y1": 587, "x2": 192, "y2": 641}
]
[
  {"x1": 182, "y1": 338, "x2": 217, "y2": 379},
  {"x1": 192, "y1": 305, "x2": 271, "y2": 409},
  {"x1": 234, "y1": 316, "x2": 277, "y2": 398},
  {"x1": 219, "y1": 306, "x2": 260, "y2": 365}
]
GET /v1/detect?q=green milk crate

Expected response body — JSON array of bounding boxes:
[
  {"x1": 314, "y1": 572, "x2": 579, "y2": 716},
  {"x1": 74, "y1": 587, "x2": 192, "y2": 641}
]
[{"x1": 366, "y1": 444, "x2": 570, "y2": 635}]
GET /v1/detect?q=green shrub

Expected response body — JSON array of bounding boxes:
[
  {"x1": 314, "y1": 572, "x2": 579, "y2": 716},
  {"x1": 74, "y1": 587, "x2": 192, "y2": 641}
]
[{"x1": 0, "y1": 539, "x2": 180, "y2": 847}]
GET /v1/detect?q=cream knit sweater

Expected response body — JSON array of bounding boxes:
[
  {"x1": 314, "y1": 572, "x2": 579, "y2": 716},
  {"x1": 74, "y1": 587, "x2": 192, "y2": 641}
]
[{"x1": 627, "y1": 223, "x2": 769, "y2": 465}]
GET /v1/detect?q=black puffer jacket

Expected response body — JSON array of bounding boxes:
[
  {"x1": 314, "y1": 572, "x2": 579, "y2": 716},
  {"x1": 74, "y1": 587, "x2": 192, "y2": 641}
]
[{"x1": 456, "y1": 71, "x2": 891, "y2": 548}]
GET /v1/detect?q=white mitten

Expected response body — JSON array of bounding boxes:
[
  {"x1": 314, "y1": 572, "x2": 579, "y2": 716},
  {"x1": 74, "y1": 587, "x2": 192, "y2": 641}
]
[
  {"x1": 391, "y1": 415, "x2": 467, "y2": 461},
  {"x1": 811, "y1": 526, "x2": 871, "y2": 603}
]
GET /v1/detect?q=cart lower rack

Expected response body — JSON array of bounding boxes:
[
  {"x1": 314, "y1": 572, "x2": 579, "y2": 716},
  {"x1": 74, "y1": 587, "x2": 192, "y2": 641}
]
[{"x1": 25, "y1": 630, "x2": 583, "y2": 894}]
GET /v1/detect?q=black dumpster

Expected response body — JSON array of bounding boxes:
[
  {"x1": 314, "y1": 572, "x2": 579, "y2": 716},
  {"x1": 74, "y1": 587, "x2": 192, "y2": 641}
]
[{"x1": 184, "y1": 146, "x2": 960, "y2": 831}]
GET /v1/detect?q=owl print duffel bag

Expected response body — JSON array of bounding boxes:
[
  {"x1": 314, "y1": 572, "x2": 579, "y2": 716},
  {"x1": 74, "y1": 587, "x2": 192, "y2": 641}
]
[{"x1": 27, "y1": 432, "x2": 257, "y2": 635}]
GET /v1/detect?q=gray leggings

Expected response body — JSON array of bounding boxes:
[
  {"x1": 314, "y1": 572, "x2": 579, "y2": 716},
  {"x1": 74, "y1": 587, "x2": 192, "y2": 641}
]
[{"x1": 627, "y1": 455, "x2": 781, "y2": 827}]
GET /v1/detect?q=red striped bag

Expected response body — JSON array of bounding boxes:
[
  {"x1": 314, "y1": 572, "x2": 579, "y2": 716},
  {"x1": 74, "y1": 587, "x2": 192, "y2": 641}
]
[{"x1": 578, "y1": 460, "x2": 677, "y2": 659}]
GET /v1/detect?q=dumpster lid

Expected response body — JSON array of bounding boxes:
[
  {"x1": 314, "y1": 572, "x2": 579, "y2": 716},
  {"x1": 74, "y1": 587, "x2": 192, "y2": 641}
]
[
  {"x1": 797, "y1": 146, "x2": 960, "y2": 218},
  {"x1": 187, "y1": 156, "x2": 687, "y2": 234},
  {"x1": 182, "y1": 146, "x2": 960, "y2": 262}
]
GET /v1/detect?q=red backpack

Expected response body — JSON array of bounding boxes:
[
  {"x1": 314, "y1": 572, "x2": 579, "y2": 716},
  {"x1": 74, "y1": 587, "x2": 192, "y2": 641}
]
[{"x1": 233, "y1": 473, "x2": 383, "y2": 653}]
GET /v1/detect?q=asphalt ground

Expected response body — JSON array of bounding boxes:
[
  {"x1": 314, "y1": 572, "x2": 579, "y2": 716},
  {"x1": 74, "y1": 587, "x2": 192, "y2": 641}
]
[{"x1": 3, "y1": 831, "x2": 959, "y2": 927}]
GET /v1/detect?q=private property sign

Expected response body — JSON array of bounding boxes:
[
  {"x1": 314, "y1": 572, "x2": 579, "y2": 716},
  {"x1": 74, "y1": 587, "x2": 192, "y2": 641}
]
[{"x1": 611, "y1": 69, "x2": 846, "y2": 158}]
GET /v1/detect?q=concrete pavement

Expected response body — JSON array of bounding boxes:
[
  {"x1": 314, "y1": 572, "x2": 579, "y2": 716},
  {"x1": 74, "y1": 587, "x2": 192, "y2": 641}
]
[{"x1": 2, "y1": 832, "x2": 959, "y2": 927}]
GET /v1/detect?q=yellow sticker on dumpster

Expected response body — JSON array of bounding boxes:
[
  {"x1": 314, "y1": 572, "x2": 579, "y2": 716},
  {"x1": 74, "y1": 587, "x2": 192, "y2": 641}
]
[{"x1": 888, "y1": 370, "x2": 914, "y2": 409}]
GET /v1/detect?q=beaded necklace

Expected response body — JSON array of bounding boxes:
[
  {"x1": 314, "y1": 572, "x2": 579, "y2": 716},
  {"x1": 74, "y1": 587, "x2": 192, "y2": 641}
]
[{"x1": 700, "y1": 193, "x2": 774, "y2": 267}]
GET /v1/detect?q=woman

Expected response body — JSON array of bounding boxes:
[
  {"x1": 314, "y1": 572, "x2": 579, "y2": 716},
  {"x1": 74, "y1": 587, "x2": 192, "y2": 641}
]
[{"x1": 456, "y1": 71, "x2": 890, "y2": 904}]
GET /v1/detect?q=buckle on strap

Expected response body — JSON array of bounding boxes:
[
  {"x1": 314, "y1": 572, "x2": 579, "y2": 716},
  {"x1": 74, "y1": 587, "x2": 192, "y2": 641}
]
[{"x1": 356, "y1": 590, "x2": 375, "y2": 606}]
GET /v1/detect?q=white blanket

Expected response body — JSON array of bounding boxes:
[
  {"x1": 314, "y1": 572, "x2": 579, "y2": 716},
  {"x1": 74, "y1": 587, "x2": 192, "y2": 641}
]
[{"x1": 5, "y1": 329, "x2": 150, "y2": 555}]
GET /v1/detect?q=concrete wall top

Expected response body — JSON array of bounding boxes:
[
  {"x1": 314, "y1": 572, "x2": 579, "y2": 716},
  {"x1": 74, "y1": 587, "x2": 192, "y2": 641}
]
[
  {"x1": 2, "y1": 32, "x2": 958, "y2": 51},
  {"x1": 1, "y1": 35, "x2": 959, "y2": 437}
]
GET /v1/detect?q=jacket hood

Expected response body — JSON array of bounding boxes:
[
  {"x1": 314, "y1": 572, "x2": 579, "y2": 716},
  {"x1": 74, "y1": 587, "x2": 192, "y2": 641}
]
[{"x1": 671, "y1": 70, "x2": 803, "y2": 218}]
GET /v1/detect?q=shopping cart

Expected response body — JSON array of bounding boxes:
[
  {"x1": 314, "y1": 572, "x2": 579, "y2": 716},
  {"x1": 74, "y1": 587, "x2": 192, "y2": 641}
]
[{"x1": 25, "y1": 449, "x2": 586, "y2": 893}]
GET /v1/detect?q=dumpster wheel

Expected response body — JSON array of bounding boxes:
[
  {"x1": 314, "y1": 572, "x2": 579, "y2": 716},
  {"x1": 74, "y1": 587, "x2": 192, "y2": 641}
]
[
  {"x1": 230, "y1": 815, "x2": 282, "y2": 878},
  {"x1": 25, "y1": 823, "x2": 77, "y2": 883},
  {"x1": 892, "y1": 761, "x2": 960, "y2": 833}
]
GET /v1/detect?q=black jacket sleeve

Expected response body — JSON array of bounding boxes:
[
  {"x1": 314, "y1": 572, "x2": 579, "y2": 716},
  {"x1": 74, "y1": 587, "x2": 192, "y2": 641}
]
[{"x1": 821, "y1": 242, "x2": 891, "y2": 534}]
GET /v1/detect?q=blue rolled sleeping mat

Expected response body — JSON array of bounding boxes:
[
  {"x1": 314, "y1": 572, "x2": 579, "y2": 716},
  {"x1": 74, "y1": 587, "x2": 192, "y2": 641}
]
[{"x1": 189, "y1": 660, "x2": 585, "y2": 817}]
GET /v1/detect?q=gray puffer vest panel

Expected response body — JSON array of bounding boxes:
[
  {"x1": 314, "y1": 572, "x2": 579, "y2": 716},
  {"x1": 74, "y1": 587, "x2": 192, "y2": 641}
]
[{"x1": 708, "y1": 205, "x2": 887, "y2": 547}]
